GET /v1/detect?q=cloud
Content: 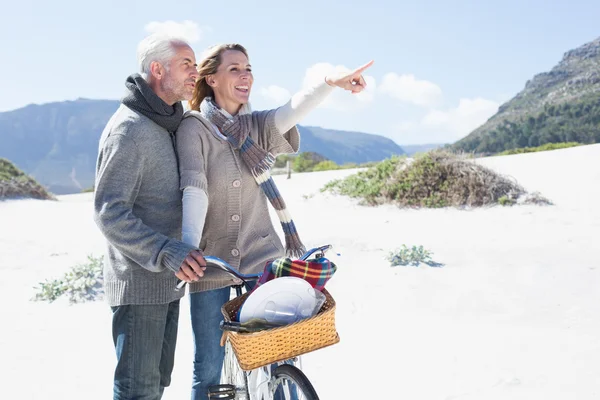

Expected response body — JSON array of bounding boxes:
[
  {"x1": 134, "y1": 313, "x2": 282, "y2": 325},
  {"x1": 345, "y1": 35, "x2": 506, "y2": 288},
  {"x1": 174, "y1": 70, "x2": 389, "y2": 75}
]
[
  {"x1": 302, "y1": 62, "x2": 377, "y2": 111},
  {"x1": 379, "y1": 73, "x2": 442, "y2": 107},
  {"x1": 144, "y1": 20, "x2": 206, "y2": 43},
  {"x1": 422, "y1": 97, "x2": 499, "y2": 138},
  {"x1": 259, "y1": 85, "x2": 291, "y2": 107}
]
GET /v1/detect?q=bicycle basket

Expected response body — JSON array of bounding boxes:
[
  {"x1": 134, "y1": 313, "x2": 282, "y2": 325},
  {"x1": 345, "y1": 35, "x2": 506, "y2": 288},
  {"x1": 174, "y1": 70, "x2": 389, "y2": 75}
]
[{"x1": 220, "y1": 288, "x2": 340, "y2": 371}]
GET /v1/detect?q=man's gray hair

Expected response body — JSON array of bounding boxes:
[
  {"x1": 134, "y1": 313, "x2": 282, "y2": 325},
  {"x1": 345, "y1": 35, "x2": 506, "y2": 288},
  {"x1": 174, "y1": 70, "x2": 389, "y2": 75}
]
[{"x1": 137, "y1": 34, "x2": 190, "y2": 79}]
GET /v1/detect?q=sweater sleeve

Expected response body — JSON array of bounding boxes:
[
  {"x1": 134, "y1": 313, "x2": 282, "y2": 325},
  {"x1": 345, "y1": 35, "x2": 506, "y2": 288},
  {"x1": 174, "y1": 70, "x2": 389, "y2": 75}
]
[
  {"x1": 176, "y1": 115, "x2": 209, "y2": 192},
  {"x1": 254, "y1": 80, "x2": 334, "y2": 156},
  {"x1": 93, "y1": 133, "x2": 195, "y2": 274},
  {"x1": 274, "y1": 80, "x2": 334, "y2": 133}
]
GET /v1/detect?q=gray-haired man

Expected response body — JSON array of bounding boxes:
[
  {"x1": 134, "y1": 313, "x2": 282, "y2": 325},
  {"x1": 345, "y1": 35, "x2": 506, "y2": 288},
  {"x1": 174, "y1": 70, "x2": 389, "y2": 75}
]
[{"x1": 94, "y1": 34, "x2": 206, "y2": 400}]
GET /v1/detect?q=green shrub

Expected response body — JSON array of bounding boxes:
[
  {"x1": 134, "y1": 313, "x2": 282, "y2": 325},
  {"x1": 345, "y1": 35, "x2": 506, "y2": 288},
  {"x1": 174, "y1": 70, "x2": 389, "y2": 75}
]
[
  {"x1": 293, "y1": 152, "x2": 328, "y2": 172},
  {"x1": 321, "y1": 156, "x2": 405, "y2": 204},
  {"x1": 33, "y1": 255, "x2": 104, "y2": 303},
  {"x1": 498, "y1": 195, "x2": 515, "y2": 206},
  {"x1": 312, "y1": 160, "x2": 340, "y2": 171},
  {"x1": 357, "y1": 161, "x2": 380, "y2": 168},
  {"x1": 321, "y1": 151, "x2": 545, "y2": 208},
  {"x1": 0, "y1": 158, "x2": 55, "y2": 200},
  {"x1": 340, "y1": 162, "x2": 359, "y2": 169},
  {"x1": 386, "y1": 245, "x2": 442, "y2": 267},
  {"x1": 0, "y1": 158, "x2": 24, "y2": 182},
  {"x1": 274, "y1": 154, "x2": 294, "y2": 169}
]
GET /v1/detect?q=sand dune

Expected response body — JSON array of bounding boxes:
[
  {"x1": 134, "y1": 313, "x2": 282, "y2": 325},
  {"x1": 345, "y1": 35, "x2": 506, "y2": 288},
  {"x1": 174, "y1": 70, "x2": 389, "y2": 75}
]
[{"x1": 1, "y1": 144, "x2": 599, "y2": 399}]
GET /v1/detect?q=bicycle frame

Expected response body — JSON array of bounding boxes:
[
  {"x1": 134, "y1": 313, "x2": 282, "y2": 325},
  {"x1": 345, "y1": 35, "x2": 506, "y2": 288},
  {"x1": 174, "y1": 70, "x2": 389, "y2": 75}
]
[{"x1": 202, "y1": 244, "x2": 334, "y2": 400}]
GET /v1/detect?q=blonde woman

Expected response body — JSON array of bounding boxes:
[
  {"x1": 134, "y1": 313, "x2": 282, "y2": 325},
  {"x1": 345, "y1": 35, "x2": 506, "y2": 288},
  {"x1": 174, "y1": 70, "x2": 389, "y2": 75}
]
[{"x1": 175, "y1": 43, "x2": 372, "y2": 399}]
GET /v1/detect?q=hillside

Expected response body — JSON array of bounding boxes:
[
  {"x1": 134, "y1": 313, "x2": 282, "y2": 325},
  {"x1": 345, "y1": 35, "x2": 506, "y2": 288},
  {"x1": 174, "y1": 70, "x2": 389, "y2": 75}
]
[
  {"x1": 0, "y1": 158, "x2": 55, "y2": 200},
  {"x1": 453, "y1": 36, "x2": 600, "y2": 154},
  {"x1": 0, "y1": 99, "x2": 404, "y2": 194},
  {"x1": 0, "y1": 99, "x2": 118, "y2": 194},
  {"x1": 297, "y1": 125, "x2": 404, "y2": 165}
]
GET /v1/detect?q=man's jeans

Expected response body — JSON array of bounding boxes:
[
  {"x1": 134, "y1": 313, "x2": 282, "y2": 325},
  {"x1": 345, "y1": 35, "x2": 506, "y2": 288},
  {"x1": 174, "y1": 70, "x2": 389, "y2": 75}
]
[{"x1": 111, "y1": 300, "x2": 180, "y2": 400}]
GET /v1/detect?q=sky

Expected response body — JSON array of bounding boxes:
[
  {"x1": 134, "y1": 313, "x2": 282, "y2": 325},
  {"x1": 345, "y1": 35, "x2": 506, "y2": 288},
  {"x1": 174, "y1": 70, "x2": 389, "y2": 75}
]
[{"x1": 1, "y1": 0, "x2": 599, "y2": 145}]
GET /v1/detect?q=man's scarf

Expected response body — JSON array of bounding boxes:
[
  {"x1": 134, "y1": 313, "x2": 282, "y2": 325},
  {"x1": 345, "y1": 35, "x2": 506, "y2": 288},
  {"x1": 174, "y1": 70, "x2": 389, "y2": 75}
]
[{"x1": 121, "y1": 74, "x2": 183, "y2": 132}]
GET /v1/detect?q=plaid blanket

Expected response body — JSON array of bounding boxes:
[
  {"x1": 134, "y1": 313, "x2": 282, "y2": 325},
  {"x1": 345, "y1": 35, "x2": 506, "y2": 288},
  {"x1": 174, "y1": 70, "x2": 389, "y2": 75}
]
[{"x1": 255, "y1": 257, "x2": 337, "y2": 291}]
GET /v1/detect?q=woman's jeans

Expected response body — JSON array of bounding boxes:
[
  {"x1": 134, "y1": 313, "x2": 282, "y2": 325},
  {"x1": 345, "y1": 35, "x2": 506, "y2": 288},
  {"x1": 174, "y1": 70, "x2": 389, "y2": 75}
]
[
  {"x1": 189, "y1": 286, "x2": 298, "y2": 400},
  {"x1": 111, "y1": 300, "x2": 180, "y2": 400},
  {"x1": 189, "y1": 287, "x2": 232, "y2": 400}
]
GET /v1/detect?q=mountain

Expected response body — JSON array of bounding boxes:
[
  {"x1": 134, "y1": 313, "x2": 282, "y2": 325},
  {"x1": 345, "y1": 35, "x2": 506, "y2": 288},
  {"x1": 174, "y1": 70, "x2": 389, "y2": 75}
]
[
  {"x1": 452, "y1": 36, "x2": 600, "y2": 154},
  {"x1": 297, "y1": 126, "x2": 404, "y2": 165},
  {"x1": 0, "y1": 99, "x2": 405, "y2": 194},
  {"x1": 0, "y1": 99, "x2": 118, "y2": 194}
]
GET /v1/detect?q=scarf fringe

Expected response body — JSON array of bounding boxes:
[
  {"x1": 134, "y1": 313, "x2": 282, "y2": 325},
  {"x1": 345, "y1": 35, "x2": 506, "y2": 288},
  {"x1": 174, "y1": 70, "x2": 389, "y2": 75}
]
[
  {"x1": 283, "y1": 222, "x2": 306, "y2": 258},
  {"x1": 250, "y1": 153, "x2": 276, "y2": 179},
  {"x1": 285, "y1": 235, "x2": 307, "y2": 259}
]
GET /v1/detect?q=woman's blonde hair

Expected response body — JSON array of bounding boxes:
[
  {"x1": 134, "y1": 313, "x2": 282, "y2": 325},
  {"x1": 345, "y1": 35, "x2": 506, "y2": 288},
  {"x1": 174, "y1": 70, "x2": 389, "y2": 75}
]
[{"x1": 189, "y1": 43, "x2": 249, "y2": 111}]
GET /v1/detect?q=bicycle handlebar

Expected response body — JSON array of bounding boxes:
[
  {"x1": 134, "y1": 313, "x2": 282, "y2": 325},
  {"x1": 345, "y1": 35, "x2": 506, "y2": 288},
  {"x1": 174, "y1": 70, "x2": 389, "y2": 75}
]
[{"x1": 175, "y1": 244, "x2": 333, "y2": 291}]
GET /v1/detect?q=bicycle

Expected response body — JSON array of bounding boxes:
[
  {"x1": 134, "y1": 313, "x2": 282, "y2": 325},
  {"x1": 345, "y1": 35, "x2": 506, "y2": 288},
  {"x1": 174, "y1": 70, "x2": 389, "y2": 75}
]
[{"x1": 178, "y1": 244, "x2": 338, "y2": 400}]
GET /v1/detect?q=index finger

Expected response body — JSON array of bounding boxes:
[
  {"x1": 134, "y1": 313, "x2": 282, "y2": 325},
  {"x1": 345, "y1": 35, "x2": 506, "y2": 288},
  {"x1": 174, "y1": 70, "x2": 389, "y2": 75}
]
[
  {"x1": 184, "y1": 254, "x2": 205, "y2": 276},
  {"x1": 190, "y1": 251, "x2": 207, "y2": 267},
  {"x1": 353, "y1": 60, "x2": 374, "y2": 75}
]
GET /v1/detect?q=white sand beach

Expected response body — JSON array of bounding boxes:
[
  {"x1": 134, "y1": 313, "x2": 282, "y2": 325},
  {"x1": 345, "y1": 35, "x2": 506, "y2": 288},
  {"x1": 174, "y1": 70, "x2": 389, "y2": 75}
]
[{"x1": 1, "y1": 144, "x2": 599, "y2": 399}]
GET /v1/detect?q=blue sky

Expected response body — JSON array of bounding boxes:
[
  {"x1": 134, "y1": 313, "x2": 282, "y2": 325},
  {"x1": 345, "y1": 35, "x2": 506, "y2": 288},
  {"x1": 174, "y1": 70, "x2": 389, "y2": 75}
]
[{"x1": 1, "y1": 0, "x2": 599, "y2": 145}]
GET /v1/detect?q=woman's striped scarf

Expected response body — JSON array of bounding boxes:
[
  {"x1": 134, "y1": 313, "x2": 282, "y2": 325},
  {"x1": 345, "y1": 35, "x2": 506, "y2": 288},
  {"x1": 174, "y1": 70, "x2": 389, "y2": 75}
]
[{"x1": 200, "y1": 97, "x2": 306, "y2": 258}]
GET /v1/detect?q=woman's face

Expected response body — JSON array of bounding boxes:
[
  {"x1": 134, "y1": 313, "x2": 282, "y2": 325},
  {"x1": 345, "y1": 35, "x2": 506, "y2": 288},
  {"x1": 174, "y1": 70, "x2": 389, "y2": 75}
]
[{"x1": 208, "y1": 50, "x2": 253, "y2": 115}]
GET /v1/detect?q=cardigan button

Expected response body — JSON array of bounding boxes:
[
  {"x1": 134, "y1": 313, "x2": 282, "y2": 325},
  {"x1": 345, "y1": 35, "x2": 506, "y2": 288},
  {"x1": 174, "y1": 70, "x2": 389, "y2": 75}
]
[
  {"x1": 231, "y1": 249, "x2": 240, "y2": 257},
  {"x1": 232, "y1": 180, "x2": 241, "y2": 188},
  {"x1": 231, "y1": 214, "x2": 240, "y2": 222}
]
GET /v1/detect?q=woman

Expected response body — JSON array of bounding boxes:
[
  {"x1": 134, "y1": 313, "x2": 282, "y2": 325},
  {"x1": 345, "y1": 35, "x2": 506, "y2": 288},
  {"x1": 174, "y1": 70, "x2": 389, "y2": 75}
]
[{"x1": 175, "y1": 43, "x2": 372, "y2": 399}]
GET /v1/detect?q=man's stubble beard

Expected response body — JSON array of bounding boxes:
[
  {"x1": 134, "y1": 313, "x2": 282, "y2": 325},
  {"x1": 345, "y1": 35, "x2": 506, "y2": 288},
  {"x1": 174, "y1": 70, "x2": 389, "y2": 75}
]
[{"x1": 162, "y1": 73, "x2": 187, "y2": 104}]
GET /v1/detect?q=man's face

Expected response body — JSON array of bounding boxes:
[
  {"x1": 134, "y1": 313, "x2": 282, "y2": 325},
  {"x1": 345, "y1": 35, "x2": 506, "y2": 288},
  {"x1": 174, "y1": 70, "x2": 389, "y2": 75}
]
[{"x1": 161, "y1": 45, "x2": 199, "y2": 103}]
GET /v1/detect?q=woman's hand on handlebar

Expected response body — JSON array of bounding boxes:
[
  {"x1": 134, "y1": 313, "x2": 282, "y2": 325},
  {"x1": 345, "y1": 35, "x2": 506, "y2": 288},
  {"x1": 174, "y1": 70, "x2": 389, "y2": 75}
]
[{"x1": 175, "y1": 250, "x2": 207, "y2": 282}]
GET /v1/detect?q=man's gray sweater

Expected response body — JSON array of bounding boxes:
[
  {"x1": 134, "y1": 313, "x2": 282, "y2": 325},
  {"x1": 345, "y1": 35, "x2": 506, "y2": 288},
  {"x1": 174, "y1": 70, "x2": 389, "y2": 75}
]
[{"x1": 94, "y1": 104, "x2": 195, "y2": 306}]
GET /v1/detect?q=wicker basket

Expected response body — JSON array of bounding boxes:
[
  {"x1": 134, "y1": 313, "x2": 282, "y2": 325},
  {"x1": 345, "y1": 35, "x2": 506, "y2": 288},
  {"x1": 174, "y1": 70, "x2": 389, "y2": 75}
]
[{"x1": 220, "y1": 288, "x2": 340, "y2": 371}]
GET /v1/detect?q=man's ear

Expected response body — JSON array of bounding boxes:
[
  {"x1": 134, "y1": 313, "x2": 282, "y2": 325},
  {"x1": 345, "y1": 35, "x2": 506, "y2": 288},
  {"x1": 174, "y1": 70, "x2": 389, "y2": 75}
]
[{"x1": 150, "y1": 61, "x2": 164, "y2": 80}]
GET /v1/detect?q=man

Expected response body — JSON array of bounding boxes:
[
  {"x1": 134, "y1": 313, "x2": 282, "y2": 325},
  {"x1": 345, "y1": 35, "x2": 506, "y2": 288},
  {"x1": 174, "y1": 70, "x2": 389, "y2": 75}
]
[{"x1": 93, "y1": 34, "x2": 206, "y2": 400}]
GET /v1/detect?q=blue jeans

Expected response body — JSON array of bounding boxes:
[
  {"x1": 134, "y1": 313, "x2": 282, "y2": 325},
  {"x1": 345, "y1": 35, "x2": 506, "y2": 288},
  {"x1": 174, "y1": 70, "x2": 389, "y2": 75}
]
[
  {"x1": 189, "y1": 287, "x2": 231, "y2": 400},
  {"x1": 111, "y1": 300, "x2": 180, "y2": 400},
  {"x1": 189, "y1": 287, "x2": 297, "y2": 400}
]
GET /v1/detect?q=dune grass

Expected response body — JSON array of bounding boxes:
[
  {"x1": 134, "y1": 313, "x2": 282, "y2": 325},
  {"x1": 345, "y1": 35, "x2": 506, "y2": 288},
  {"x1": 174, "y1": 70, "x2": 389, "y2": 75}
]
[
  {"x1": 321, "y1": 150, "x2": 551, "y2": 208},
  {"x1": 33, "y1": 255, "x2": 104, "y2": 303}
]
